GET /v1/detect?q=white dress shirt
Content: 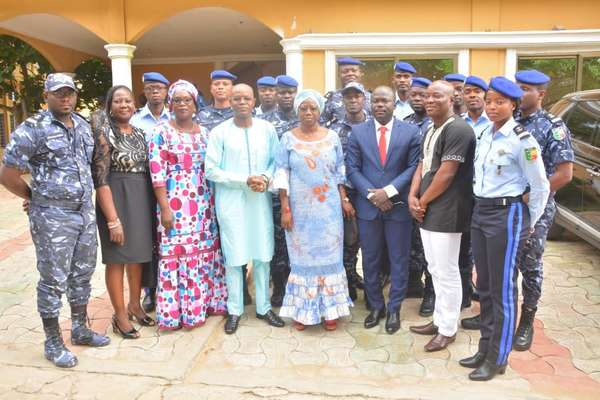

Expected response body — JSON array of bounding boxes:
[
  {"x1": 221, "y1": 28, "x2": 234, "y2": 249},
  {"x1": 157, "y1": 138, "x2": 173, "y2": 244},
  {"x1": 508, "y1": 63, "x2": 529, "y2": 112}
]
[{"x1": 369, "y1": 118, "x2": 398, "y2": 199}]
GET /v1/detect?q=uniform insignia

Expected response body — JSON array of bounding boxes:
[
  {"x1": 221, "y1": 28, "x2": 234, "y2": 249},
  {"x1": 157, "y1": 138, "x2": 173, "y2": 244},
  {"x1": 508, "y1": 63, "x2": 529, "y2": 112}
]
[
  {"x1": 513, "y1": 124, "x2": 525, "y2": 134},
  {"x1": 524, "y1": 147, "x2": 538, "y2": 161},
  {"x1": 552, "y1": 126, "x2": 566, "y2": 140},
  {"x1": 324, "y1": 91, "x2": 334, "y2": 100}
]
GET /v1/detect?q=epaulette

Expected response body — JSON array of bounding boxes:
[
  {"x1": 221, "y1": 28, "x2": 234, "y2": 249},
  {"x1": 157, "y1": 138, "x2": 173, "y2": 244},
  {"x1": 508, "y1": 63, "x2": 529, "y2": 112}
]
[
  {"x1": 73, "y1": 112, "x2": 90, "y2": 124},
  {"x1": 325, "y1": 116, "x2": 339, "y2": 128},
  {"x1": 24, "y1": 112, "x2": 46, "y2": 128},
  {"x1": 324, "y1": 91, "x2": 334, "y2": 101},
  {"x1": 514, "y1": 124, "x2": 531, "y2": 140},
  {"x1": 541, "y1": 110, "x2": 563, "y2": 126}
]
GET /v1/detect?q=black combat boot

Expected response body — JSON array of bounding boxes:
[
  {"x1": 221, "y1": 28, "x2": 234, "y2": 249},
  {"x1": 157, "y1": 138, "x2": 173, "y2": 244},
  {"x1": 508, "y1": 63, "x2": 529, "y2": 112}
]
[
  {"x1": 42, "y1": 317, "x2": 78, "y2": 368},
  {"x1": 513, "y1": 304, "x2": 537, "y2": 351},
  {"x1": 70, "y1": 304, "x2": 111, "y2": 347},
  {"x1": 461, "y1": 274, "x2": 473, "y2": 309},
  {"x1": 419, "y1": 275, "x2": 435, "y2": 317},
  {"x1": 406, "y1": 270, "x2": 424, "y2": 299}
]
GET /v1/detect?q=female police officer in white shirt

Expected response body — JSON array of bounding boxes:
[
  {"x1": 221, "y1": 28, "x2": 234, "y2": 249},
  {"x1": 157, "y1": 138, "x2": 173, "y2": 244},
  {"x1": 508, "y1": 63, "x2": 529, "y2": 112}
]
[{"x1": 459, "y1": 76, "x2": 550, "y2": 381}]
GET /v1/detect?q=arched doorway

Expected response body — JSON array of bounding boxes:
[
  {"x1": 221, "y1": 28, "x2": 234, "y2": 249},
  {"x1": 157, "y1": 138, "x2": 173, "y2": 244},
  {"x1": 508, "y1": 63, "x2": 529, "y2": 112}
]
[{"x1": 131, "y1": 7, "x2": 285, "y2": 106}]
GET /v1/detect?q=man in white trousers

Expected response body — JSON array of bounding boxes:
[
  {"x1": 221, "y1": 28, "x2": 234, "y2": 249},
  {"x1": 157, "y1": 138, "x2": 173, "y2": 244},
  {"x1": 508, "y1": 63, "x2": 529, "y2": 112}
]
[{"x1": 407, "y1": 81, "x2": 476, "y2": 351}]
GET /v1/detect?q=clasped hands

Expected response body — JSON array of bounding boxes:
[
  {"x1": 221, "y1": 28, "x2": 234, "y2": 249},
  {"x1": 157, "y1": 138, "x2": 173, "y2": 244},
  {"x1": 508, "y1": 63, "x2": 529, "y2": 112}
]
[
  {"x1": 247, "y1": 175, "x2": 268, "y2": 192},
  {"x1": 368, "y1": 188, "x2": 393, "y2": 212},
  {"x1": 408, "y1": 194, "x2": 426, "y2": 223}
]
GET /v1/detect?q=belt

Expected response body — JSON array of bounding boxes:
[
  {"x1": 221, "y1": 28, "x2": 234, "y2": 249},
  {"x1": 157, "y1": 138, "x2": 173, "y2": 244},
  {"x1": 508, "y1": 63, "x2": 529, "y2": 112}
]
[
  {"x1": 31, "y1": 195, "x2": 85, "y2": 211},
  {"x1": 474, "y1": 195, "x2": 523, "y2": 207}
]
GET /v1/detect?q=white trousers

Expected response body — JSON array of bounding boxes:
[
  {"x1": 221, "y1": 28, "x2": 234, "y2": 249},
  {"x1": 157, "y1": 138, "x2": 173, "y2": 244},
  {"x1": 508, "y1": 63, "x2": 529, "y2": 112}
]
[{"x1": 420, "y1": 229, "x2": 462, "y2": 337}]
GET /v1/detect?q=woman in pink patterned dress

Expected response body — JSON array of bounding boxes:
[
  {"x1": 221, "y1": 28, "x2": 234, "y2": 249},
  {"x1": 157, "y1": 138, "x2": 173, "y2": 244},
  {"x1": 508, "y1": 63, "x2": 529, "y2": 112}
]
[{"x1": 148, "y1": 80, "x2": 227, "y2": 330}]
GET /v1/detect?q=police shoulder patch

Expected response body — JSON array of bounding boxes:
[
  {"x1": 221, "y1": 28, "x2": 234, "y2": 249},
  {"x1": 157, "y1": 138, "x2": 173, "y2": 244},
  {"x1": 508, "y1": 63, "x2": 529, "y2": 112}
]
[
  {"x1": 524, "y1": 147, "x2": 538, "y2": 161},
  {"x1": 552, "y1": 124, "x2": 566, "y2": 140}
]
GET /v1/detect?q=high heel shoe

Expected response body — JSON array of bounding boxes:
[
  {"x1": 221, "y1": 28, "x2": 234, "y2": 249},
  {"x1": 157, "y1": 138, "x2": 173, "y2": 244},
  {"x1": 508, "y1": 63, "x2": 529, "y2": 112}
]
[
  {"x1": 112, "y1": 315, "x2": 140, "y2": 339},
  {"x1": 128, "y1": 310, "x2": 156, "y2": 327}
]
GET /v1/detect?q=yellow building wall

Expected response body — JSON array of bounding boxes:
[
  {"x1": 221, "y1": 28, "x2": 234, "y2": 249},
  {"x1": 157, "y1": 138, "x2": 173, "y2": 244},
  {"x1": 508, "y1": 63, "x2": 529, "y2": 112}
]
[
  {"x1": 302, "y1": 51, "x2": 325, "y2": 93},
  {"x1": 3, "y1": 0, "x2": 600, "y2": 44},
  {"x1": 0, "y1": 28, "x2": 97, "y2": 72},
  {"x1": 470, "y1": 49, "x2": 506, "y2": 81}
]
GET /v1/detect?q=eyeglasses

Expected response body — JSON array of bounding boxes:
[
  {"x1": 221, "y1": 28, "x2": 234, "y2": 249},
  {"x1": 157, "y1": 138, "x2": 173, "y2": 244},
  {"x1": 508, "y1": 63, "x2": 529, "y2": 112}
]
[
  {"x1": 144, "y1": 85, "x2": 167, "y2": 93},
  {"x1": 172, "y1": 98, "x2": 194, "y2": 105}
]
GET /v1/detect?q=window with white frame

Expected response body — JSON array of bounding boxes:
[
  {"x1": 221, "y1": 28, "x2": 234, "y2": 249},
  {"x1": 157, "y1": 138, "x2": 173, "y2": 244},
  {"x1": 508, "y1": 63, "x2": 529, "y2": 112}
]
[
  {"x1": 518, "y1": 54, "x2": 600, "y2": 106},
  {"x1": 336, "y1": 55, "x2": 456, "y2": 91}
]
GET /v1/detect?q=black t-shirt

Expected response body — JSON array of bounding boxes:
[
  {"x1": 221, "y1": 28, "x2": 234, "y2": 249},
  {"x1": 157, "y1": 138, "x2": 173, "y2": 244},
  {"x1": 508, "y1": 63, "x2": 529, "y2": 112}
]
[{"x1": 418, "y1": 116, "x2": 475, "y2": 233}]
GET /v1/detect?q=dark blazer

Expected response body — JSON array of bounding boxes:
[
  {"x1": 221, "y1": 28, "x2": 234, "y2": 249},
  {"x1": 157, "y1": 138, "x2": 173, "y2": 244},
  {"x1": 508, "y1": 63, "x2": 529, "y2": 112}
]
[{"x1": 346, "y1": 118, "x2": 421, "y2": 222}]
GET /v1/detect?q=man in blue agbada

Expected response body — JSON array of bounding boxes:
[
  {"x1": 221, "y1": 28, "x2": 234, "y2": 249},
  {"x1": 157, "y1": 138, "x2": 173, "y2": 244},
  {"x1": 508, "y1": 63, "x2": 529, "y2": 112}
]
[{"x1": 205, "y1": 83, "x2": 285, "y2": 335}]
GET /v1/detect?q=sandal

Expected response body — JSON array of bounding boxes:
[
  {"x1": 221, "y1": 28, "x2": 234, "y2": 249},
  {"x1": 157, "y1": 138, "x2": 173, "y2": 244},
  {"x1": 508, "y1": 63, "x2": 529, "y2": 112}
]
[
  {"x1": 128, "y1": 308, "x2": 156, "y2": 327},
  {"x1": 324, "y1": 320, "x2": 337, "y2": 331},
  {"x1": 293, "y1": 321, "x2": 305, "y2": 331},
  {"x1": 112, "y1": 315, "x2": 140, "y2": 339}
]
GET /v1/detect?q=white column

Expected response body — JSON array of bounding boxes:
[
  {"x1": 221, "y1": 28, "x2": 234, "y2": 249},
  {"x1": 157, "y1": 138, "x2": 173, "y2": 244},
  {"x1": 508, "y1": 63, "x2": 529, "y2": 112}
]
[
  {"x1": 457, "y1": 49, "x2": 470, "y2": 76},
  {"x1": 280, "y1": 38, "x2": 303, "y2": 89},
  {"x1": 505, "y1": 48, "x2": 518, "y2": 80},
  {"x1": 324, "y1": 50, "x2": 337, "y2": 92},
  {"x1": 104, "y1": 44, "x2": 136, "y2": 89}
]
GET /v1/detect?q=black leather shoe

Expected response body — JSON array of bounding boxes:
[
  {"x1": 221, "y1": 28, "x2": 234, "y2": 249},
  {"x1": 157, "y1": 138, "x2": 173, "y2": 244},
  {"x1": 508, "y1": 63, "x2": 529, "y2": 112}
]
[
  {"x1": 142, "y1": 289, "x2": 156, "y2": 313},
  {"x1": 364, "y1": 308, "x2": 385, "y2": 329},
  {"x1": 224, "y1": 315, "x2": 241, "y2": 334},
  {"x1": 469, "y1": 360, "x2": 506, "y2": 381},
  {"x1": 385, "y1": 310, "x2": 401, "y2": 334},
  {"x1": 513, "y1": 305, "x2": 536, "y2": 351},
  {"x1": 459, "y1": 351, "x2": 487, "y2": 369},
  {"x1": 461, "y1": 314, "x2": 481, "y2": 330},
  {"x1": 256, "y1": 310, "x2": 285, "y2": 328},
  {"x1": 419, "y1": 292, "x2": 435, "y2": 317}
]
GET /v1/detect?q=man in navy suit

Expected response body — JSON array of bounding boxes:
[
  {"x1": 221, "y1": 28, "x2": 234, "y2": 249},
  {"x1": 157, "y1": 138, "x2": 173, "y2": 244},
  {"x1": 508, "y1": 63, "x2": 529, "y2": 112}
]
[{"x1": 347, "y1": 86, "x2": 421, "y2": 334}]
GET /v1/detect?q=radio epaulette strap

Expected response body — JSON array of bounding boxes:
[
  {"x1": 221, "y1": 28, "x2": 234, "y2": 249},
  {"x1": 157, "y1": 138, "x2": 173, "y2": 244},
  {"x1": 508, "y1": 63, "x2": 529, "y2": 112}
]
[{"x1": 514, "y1": 124, "x2": 531, "y2": 140}]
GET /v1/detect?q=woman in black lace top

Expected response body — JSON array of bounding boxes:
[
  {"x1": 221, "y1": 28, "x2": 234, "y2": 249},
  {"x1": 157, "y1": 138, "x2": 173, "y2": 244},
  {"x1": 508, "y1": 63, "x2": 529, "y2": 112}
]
[{"x1": 91, "y1": 85, "x2": 156, "y2": 339}]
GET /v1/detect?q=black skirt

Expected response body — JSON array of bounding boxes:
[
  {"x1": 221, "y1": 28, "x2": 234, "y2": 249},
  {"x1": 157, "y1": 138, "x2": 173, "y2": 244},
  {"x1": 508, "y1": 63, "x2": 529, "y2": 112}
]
[{"x1": 97, "y1": 172, "x2": 154, "y2": 265}]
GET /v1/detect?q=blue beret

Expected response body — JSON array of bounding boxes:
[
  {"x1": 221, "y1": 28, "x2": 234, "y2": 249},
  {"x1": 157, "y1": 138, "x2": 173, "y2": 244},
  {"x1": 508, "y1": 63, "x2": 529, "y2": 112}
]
[
  {"x1": 411, "y1": 77, "x2": 432, "y2": 88},
  {"x1": 489, "y1": 76, "x2": 524, "y2": 100},
  {"x1": 444, "y1": 73, "x2": 466, "y2": 83},
  {"x1": 394, "y1": 62, "x2": 416, "y2": 74},
  {"x1": 464, "y1": 75, "x2": 488, "y2": 91},
  {"x1": 210, "y1": 70, "x2": 237, "y2": 81},
  {"x1": 276, "y1": 75, "x2": 298, "y2": 88},
  {"x1": 337, "y1": 57, "x2": 363, "y2": 66},
  {"x1": 256, "y1": 76, "x2": 276, "y2": 87},
  {"x1": 515, "y1": 70, "x2": 551, "y2": 85},
  {"x1": 143, "y1": 72, "x2": 169, "y2": 86}
]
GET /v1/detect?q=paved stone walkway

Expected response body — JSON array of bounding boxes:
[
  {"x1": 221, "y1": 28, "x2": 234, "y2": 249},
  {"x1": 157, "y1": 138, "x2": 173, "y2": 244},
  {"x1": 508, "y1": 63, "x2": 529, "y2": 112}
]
[{"x1": 1, "y1": 186, "x2": 599, "y2": 400}]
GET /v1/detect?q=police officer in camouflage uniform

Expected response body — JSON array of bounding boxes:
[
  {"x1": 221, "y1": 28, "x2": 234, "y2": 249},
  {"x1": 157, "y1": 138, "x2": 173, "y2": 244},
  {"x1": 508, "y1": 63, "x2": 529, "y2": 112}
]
[
  {"x1": 259, "y1": 75, "x2": 299, "y2": 307},
  {"x1": 403, "y1": 77, "x2": 435, "y2": 315},
  {"x1": 327, "y1": 82, "x2": 369, "y2": 301},
  {"x1": 0, "y1": 74, "x2": 110, "y2": 368},
  {"x1": 512, "y1": 69, "x2": 574, "y2": 351},
  {"x1": 254, "y1": 76, "x2": 277, "y2": 116},
  {"x1": 197, "y1": 70, "x2": 236, "y2": 131},
  {"x1": 321, "y1": 57, "x2": 372, "y2": 125}
]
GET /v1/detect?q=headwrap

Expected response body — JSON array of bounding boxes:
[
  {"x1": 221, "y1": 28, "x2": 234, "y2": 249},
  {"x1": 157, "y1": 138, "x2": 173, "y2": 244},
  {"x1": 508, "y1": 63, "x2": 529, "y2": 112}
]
[
  {"x1": 293, "y1": 89, "x2": 325, "y2": 115},
  {"x1": 167, "y1": 79, "x2": 198, "y2": 106}
]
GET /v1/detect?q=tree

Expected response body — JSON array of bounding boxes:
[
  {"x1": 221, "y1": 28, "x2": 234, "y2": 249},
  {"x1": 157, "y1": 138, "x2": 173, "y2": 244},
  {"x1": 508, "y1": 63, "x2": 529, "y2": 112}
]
[
  {"x1": 74, "y1": 58, "x2": 112, "y2": 111},
  {"x1": 0, "y1": 35, "x2": 54, "y2": 122}
]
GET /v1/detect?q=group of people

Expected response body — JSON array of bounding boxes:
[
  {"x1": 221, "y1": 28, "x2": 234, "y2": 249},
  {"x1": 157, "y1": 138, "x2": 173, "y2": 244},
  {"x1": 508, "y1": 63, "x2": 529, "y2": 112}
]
[{"x1": 0, "y1": 55, "x2": 574, "y2": 382}]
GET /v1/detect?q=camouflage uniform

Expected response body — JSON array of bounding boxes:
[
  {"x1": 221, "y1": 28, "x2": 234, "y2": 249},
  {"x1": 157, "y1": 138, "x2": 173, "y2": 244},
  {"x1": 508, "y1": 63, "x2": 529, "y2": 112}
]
[
  {"x1": 321, "y1": 89, "x2": 372, "y2": 125},
  {"x1": 3, "y1": 110, "x2": 97, "y2": 319},
  {"x1": 327, "y1": 114, "x2": 368, "y2": 289},
  {"x1": 197, "y1": 106, "x2": 234, "y2": 132},
  {"x1": 259, "y1": 109, "x2": 299, "y2": 301},
  {"x1": 516, "y1": 109, "x2": 574, "y2": 308}
]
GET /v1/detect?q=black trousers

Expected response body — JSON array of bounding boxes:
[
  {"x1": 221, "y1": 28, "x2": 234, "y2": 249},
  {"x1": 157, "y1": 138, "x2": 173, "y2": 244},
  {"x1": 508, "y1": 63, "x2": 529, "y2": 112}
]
[{"x1": 472, "y1": 200, "x2": 529, "y2": 366}]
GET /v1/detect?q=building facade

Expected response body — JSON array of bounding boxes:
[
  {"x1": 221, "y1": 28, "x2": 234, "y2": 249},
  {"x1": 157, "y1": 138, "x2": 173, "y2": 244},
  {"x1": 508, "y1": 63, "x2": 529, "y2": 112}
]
[{"x1": 1, "y1": 0, "x2": 600, "y2": 142}]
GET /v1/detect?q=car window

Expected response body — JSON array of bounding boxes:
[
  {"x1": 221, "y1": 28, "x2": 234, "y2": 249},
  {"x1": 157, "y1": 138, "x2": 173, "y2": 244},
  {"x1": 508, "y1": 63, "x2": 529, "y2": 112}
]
[{"x1": 565, "y1": 101, "x2": 600, "y2": 147}]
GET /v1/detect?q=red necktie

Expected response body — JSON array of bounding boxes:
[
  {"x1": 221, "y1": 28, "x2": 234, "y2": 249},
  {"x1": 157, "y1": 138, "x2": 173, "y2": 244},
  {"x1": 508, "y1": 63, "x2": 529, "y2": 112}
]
[{"x1": 378, "y1": 126, "x2": 387, "y2": 165}]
